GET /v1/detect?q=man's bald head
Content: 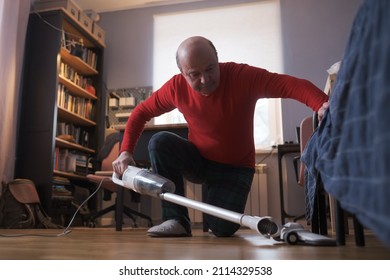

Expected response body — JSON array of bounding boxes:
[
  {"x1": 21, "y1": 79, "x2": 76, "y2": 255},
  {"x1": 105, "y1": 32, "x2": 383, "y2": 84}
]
[
  {"x1": 175, "y1": 36, "x2": 220, "y2": 96},
  {"x1": 176, "y1": 36, "x2": 218, "y2": 71}
]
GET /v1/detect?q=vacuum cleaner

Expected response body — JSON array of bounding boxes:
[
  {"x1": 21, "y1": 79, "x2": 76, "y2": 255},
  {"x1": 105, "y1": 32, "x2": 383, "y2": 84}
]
[
  {"x1": 112, "y1": 166, "x2": 337, "y2": 245},
  {"x1": 112, "y1": 166, "x2": 281, "y2": 238}
]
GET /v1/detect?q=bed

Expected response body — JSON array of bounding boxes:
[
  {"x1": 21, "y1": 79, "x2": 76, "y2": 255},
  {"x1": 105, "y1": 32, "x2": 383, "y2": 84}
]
[{"x1": 301, "y1": 0, "x2": 390, "y2": 247}]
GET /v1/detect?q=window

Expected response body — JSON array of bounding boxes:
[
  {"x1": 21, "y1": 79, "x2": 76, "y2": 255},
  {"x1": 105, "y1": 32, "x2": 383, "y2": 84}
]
[{"x1": 153, "y1": 0, "x2": 283, "y2": 149}]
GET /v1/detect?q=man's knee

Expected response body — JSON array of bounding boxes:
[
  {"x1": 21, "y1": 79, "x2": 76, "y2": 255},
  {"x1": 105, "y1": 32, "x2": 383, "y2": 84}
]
[
  {"x1": 206, "y1": 217, "x2": 240, "y2": 237},
  {"x1": 148, "y1": 131, "x2": 174, "y2": 151}
]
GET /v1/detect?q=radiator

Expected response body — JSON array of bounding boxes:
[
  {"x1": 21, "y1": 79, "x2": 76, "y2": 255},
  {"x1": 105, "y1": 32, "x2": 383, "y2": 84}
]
[
  {"x1": 185, "y1": 163, "x2": 269, "y2": 223},
  {"x1": 185, "y1": 181, "x2": 203, "y2": 223},
  {"x1": 245, "y1": 164, "x2": 268, "y2": 217}
]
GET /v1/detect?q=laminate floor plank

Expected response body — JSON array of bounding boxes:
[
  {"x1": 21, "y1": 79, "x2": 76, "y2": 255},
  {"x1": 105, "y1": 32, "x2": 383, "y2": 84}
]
[{"x1": 0, "y1": 228, "x2": 389, "y2": 260}]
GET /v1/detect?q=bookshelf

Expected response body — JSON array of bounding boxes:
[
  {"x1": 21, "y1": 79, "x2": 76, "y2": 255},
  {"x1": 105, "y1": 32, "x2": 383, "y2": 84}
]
[{"x1": 15, "y1": 8, "x2": 106, "y2": 222}]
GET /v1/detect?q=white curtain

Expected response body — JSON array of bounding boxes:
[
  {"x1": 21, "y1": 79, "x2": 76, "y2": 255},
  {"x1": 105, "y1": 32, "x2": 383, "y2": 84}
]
[{"x1": 0, "y1": 0, "x2": 31, "y2": 185}]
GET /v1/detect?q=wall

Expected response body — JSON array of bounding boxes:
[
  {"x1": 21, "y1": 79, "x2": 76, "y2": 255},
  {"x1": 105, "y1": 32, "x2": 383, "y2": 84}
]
[
  {"x1": 99, "y1": 0, "x2": 361, "y2": 140},
  {"x1": 280, "y1": 0, "x2": 361, "y2": 142},
  {"x1": 99, "y1": 0, "x2": 260, "y2": 89},
  {"x1": 98, "y1": 0, "x2": 362, "y2": 224}
]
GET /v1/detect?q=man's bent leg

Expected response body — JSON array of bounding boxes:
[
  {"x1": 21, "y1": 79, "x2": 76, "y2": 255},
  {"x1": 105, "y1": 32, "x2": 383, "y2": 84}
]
[
  {"x1": 203, "y1": 163, "x2": 254, "y2": 237},
  {"x1": 148, "y1": 131, "x2": 205, "y2": 233}
]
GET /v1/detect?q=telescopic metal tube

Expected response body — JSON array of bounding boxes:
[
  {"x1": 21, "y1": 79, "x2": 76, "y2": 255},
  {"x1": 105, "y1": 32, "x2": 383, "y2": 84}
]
[
  {"x1": 160, "y1": 192, "x2": 280, "y2": 237},
  {"x1": 112, "y1": 166, "x2": 280, "y2": 238}
]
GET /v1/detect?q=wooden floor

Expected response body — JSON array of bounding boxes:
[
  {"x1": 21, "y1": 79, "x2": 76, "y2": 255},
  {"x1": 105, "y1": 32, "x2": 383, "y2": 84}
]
[{"x1": 0, "y1": 226, "x2": 389, "y2": 260}]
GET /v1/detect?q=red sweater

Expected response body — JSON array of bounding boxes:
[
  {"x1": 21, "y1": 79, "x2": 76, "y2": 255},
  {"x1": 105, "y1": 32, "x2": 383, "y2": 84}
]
[{"x1": 120, "y1": 62, "x2": 328, "y2": 168}]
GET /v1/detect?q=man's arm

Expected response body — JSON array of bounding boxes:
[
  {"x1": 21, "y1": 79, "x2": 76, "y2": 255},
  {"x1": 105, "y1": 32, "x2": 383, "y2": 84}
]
[
  {"x1": 241, "y1": 64, "x2": 329, "y2": 112},
  {"x1": 113, "y1": 78, "x2": 178, "y2": 175}
]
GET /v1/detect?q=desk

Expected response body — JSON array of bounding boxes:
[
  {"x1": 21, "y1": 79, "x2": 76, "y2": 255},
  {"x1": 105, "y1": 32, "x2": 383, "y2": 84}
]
[
  {"x1": 114, "y1": 123, "x2": 188, "y2": 164},
  {"x1": 277, "y1": 144, "x2": 300, "y2": 225},
  {"x1": 112, "y1": 123, "x2": 189, "y2": 228}
]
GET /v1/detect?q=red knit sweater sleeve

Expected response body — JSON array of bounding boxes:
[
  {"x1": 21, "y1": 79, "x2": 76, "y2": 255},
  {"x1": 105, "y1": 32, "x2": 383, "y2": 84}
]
[
  {"x1": 261, "y1": 72, "x2": 328, "y2": 112},
  {"x1": 237, "y1": 63, "x2": 328, "y2": 112},
  {"x1": 119, "y1": 78, "x2": 178, "y2": 154}
]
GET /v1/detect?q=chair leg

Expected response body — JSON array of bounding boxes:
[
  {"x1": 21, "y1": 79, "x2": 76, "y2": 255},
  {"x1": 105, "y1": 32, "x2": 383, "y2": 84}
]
[
  {"x1": 311, "y1": 195, "x2": 320, "y2": 234},
  {"x1": 353, "y1": 216, "x2": 365, "y2": 247},
  {"x1": 311, "y1": 190, "x2": 328, "y2": 235},
  {"x1": 115, "y1": 186, "x2": 154, "y2": 230},
  {"x1": 123, "y1": 206, "x2": 153, "y2": 227},
  {"x1": 318, "y1": 191, "x2": 328, "y2": 236},
  {"x1": 335, "y1": 200, "x2": 346, "y2": 246},
  {"x1": 310, "y1": 175, "x2": 328, "y2": 235},
  {"x1": 115, "y1": 187, "x2": 125, "y2": 231},
  {"x1": 122, "y1": 208, "x2": 137, "y2": 227},
  {"x1": 335, "y1": 200, "x2": 365, "y2": 246},
  {"x1": 88, "y1": 204, "x2": 116, "y2": 221}
]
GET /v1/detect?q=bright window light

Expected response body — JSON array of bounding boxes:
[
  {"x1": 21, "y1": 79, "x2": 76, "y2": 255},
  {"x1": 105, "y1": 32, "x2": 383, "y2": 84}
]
[{"x1": 153, "y1": 0, "x2": 283, "y2": 149}]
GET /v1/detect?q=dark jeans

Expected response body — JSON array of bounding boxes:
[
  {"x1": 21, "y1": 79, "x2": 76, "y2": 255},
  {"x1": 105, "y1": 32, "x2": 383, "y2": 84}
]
[{"x1": 148, "y1": 131, "x2": 254, "y2": 237}]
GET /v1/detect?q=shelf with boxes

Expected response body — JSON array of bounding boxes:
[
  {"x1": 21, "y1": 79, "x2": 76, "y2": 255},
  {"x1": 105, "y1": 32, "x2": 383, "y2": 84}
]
[
  {"x1": 107, "y1": 87, "x2": 153, "y2": 129},
  {"x1": 32, "y1": 0, "x2": 105, "y2": 47},
  {"x1": 16, "y1": 7, "x2": 106, "y2": 222}
]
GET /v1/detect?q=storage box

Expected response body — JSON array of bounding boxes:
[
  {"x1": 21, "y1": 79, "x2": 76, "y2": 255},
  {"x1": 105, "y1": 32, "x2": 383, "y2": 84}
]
[
  {"x1": 119, "y1": 97, "x2": 135, "y2": 108},
  {"x1": 92, "y1": 23, "x2": 106, "y2": 45},
  {"x1": 33, "y1": 0, "x2": 80, "y2": 21},
  {"x1": 109, "y1": 98, "x2": 119, "y2": 109},
  {"x1": 79, "y1": 11, "x2": 94, "y2": 33}
]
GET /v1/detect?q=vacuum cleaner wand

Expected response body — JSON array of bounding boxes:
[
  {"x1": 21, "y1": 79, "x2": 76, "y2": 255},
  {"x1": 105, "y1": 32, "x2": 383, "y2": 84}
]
[{"x1": 112, "y1": 166, "x2": 280, "y2": 238}]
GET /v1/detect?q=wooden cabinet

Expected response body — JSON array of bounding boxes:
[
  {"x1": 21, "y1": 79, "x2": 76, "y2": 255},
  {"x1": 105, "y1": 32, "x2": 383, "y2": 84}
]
[{"x1": 15, "y1": 9, "x2": 106, "y2": 222}]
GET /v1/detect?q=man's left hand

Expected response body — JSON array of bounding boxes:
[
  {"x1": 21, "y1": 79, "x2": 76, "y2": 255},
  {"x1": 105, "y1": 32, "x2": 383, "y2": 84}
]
[{"x1": 318, "y1": 101, "x2": 329, "y2": 122}]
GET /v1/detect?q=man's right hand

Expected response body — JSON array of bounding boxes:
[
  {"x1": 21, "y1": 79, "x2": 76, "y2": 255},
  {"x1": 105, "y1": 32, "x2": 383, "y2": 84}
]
[{"x1": 112, "y1": 151, "x2": 136, "y2": 175}]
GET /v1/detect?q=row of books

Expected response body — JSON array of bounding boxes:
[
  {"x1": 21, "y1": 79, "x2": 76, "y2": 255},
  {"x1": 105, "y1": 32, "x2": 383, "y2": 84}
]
[
  {"x1": 54, "y1": 148, "x2": 92, "y2": 175},
  {"x1": 57, "y1": 84, "x2": 95, "y2": 120},
  {"x1": 61, "y1": 31, "x2": 98, "y2": 70},
  {"x1": 59, "y1": 61, "x2": 93, "y2": 90},
  {"x1": 57, "y1": 122, "x2": 90, "y2": 147}
]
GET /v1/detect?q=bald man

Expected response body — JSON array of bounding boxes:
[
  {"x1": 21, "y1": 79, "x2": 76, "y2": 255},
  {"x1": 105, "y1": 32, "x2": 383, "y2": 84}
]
[{"x1": 113, "y1": 36, "x2": 329, "y2": 237}]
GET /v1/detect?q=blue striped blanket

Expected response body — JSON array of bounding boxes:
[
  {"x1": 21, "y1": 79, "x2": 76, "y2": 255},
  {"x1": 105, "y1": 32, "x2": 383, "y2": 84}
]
[{"x1": 301, "y1": 0, "x2": 390, "y2": 247}]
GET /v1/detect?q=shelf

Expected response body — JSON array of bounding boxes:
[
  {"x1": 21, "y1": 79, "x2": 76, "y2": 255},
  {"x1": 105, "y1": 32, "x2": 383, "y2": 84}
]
[
  {"x1": 57, "y1": 106, "x2": 96, "y2": 126},
  {"x1": 62, "y1": 10, "x2": 105, "y2": 48},
  {"x1": 56, "y1": 137, "x2": 95, "y2": 154},
  {"x1": 53, "y1": 170, "x2": 87, "y2": 181},
  {"x1": 59, "y1": 75, "x2": 98, "y2": 100},
  {"x1": 33, "y1": 8, "x2": 105, "y2": 48},
  {"x1": 16, "y1": 10, "x2": 105, "y2": 220},
  {"x1": 60, "y1": 47, "x2": 98, "y2": 76}
]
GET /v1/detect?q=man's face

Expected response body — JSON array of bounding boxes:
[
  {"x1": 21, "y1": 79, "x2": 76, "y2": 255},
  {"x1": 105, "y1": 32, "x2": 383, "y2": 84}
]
[{"x1": 180, "y1": 51, "x2": 220, "y2": 96}]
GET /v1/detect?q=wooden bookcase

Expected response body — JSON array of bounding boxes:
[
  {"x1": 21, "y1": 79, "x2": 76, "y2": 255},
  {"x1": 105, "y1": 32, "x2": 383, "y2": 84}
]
[{"x1": 15, "y1": 9, "x2": 106, "y2": 221}]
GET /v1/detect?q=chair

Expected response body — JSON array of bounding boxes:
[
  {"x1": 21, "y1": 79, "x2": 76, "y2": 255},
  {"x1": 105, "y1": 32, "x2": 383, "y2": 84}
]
[
  {"x1": 86, "y1": 132, "x2": 153, "y2": 231},
  {"x1": 294, "y1": 116, "x2": 314, "y2": 187},
  {"x1": 290, "y1": 116, "x2": 314, "y2": 222},
  {"x1": 298, "y1": 114, "x2": 365, "y2": 246}
]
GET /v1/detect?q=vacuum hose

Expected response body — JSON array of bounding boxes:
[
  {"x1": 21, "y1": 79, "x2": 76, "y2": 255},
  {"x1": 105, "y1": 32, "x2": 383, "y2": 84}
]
[{"x1": 112, "y1": 166, "x2": 280, "y2": 238}]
